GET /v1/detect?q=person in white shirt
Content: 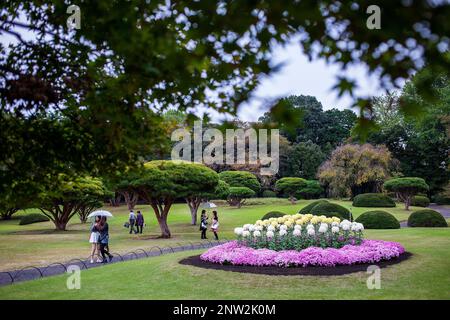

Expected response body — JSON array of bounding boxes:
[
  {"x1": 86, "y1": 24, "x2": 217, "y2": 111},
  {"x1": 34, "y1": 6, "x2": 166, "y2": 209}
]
[{"x1": 129, "y1": 210, "x2": 137, "y2": 234}]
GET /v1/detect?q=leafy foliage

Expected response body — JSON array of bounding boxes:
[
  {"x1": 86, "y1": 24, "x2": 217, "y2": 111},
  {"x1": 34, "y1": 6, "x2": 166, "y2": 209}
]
[
  {"x1": 298, "y1": 200, "x2": 329, "y2": 214},
  {"x1": 131, "y1": 161, "x2": 219, "y2": 236},
  {"x1": 218, "y1": 171, "x2": 260, "y2": 193},
  {"x1": 384, "y1": 177, "x2": 429, "y2": 210},
  {"x1": 214, "y1": 180, "x2": 231, "y2": 200},
  {"x1": 262, "y1": 190, "x2": 277, "y2": 198},
  {"x1": 368, "y1": 77, "x2": 450, "y2": 195},
  {"x1": 227, "y1": 187, "x2": 255, "y2": 208},
  {"x1": 297, "y1": 180, "x2": 324, "y2": 199},
  {"x1": 318, "y1": 144, "x2": 395, "y2": 198},
  {"x1": 352, "y1": 193, "x2": 396, "y2": 208},
  {"x1": 275, "y1": 177, "x2": 307, "y2": 203},
  {"x1": 310, "y1": 202, "x2": 352, "y2": 221},
  {"x1": 19, "y1": 213, "x2": 49, "y2": 225},
  {"x1": 261, "y1": 211, "x2": 286, "y2": 220},
  {"x1": 37, "y1": 175, "x2": 108, "y2": 230},
  {"x1": 411, "y1": 195, "x2": 430, "y2": 207},
  {"x1": 407, "y1": 209, "x2": 447, "y2": 228},
  {"x1": 355, "y1": 211, "x2": 400, "y2": 229}
]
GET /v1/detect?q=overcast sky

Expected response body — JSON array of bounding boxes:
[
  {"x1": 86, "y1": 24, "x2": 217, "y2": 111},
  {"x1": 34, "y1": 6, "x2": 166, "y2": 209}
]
[{"x1": 209, "y1": 40, "x2": 387, "y2": 122}]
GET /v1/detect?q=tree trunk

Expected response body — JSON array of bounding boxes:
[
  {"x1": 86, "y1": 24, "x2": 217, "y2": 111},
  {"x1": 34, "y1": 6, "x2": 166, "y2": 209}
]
[
  {"x1": 185, "y1": 197, "x2": 201, "y2": 225},
  {"x1": 54, "y1": 219, "x2": 68, "y2": 231},
  {"x1": 157, "y1": 216, "x2": 171, "y2": 238},
  {"x1": 405, "y1": 196, "x2": 411, "y2": 211},
  {"x1": 1, "y1": 208, "x2": 19, "y2": 220}
]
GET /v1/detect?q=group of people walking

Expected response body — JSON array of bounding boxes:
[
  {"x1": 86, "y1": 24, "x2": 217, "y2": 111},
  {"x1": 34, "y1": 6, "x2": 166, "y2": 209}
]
[
  {"x1": 89, "y1": 216, "x2": 113, "y2": 264},
  {"x1": 200, "y1": 210, "x2": 220, "y2": 240},
  {"x1": 128, "y1": 210, "x2": 145, "y2": 234},
  {"x1": 89, "y1": 208, "x2": 219, "y2": 262}
]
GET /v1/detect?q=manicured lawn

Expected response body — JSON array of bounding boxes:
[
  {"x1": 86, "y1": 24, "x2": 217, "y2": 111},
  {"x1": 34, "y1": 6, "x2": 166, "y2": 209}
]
[
  {"x1": 0, "y1": 227, "x2": 449, "y2": 299},
  {"x1": 0, "y1": 198, "x2": 426, "y2": 271}
]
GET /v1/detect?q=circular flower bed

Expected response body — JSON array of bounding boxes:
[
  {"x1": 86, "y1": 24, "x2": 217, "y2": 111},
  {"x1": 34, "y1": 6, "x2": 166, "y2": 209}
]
[
  {"x1": 200, "y1": 213, "x2": 405, "y2": 268},
  {"x1": 200, "y1": 240, "x2": 405, "y2": 267}
]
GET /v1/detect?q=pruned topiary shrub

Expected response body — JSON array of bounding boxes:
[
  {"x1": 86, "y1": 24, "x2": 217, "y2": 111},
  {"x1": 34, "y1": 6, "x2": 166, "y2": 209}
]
[
  {"x1": 19, "y1": 213, "x2": 50, "y2": 225},
  {"x1": 352, "y1": 193, "x2": 396, "y2": 207},
  {"x1": 261, "y1": 211, "x2": 286, "y2": 220},
  {"x1": 355, "y1": 211, "x2": 400, "y2": 229},
  {"x1": 411, "y1": 195, "x2": 430, "y2": 207},
  {"x1": 297, "y1": 180, "x2": 324, "y2": 199},
  {"x1": 298, "y1": 200, "x2": 329, "y2": 214},
  {"x1": 227, "y1": 187, "x2": 256, "y2": 208},
  {"x1": 262, "y1": 190, "x2": 277, "y2": 198},
  {"x1": 310, "y1": 202, "x2": 353, "y2": 221},
  {"x1": 407, "y1": 209, "x2": 447, "y2": 227}
]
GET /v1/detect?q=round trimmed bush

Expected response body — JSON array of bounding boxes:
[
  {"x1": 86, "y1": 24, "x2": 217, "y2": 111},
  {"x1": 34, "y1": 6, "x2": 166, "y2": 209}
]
[
  {"x1": 261, "y1": 211, "x2": 286, "y2": 220},
  {"x1": 310, "y1": 202, "x2": 353, "y2": 221},
  {"x1": 355, "y1": 211, "x2": 400, "y2": 229},
  {"x1": 407, "y1": 209, "x2": 447, "y2": 227},
  {"x1": 262, "y1": 190, "x2": 277, "y2": 198},
  {"x1": 352, "y1": 193, "x2": 396, "y2": 207},
  {"x1": 298, "y1": 200, "x2": 329, "y2": 214},
  {"x1": 297, "y1": 180, "x2": 324, "y2": 199},
  {"x1": 19, "y1": 213, "x2": 49, "y2": 225},
  {"x1": 218, "y1": 171, "x2": 260, "y2": 192},
  {"x1": 411, "y1": 195, "x2": 430, "y2": 207}
]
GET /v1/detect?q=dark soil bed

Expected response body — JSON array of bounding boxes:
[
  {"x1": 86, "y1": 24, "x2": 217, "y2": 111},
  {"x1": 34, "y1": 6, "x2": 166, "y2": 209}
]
[{"x1": 179, "y1": 252, "x2": 412, "y2": 276}]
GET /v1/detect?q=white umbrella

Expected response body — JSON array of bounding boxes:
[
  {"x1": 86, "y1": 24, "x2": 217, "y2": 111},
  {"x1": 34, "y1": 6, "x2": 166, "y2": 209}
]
[
  {"x1": 87, "y1": 210, "x2": 114, "y2": 220},
  {"x1": 200, "y1": 202, "x2": 217, "y2": 209}
]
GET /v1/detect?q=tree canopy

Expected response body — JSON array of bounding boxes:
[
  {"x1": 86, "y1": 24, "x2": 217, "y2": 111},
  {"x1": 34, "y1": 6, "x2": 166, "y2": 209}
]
[
  {"x1": 218, "y1": 171, "x2": 261, "y2": 193},
  {"x1": 383, "y1": 177, "x2": 429, "y2": 210},
  {"x1": 318, "y1": 143, "x2": 395, "y2": 198},
  {"x1": 131, "y1": 160, "x2": 219, "y2": 237},
  {"x1": 37, "y1": 174, "x2": 108, "y2": 230},
  {"x1": 275, "y1": 177, "x2": 307, "y2": 204}
]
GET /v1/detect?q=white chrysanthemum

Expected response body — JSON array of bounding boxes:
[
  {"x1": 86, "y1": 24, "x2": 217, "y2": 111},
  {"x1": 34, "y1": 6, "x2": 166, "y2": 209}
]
[
  {"x1": 318, "y1": 224, "x2": 328, "y2": 233},
  {"x1": 340, "y1": 220, "x2": 350, "y2": 227},
  {"x1": 279, "y1": 229, "x2": 287, "y2": 237},
  {"x1": 307, "y1": 228, "x2": 315, "y2": 236},
  {"x1": 267, "y1": 225, "x2": 275, "y2": 232},
  {"x1": 341, "y1": 223, "x2": 350, "y2": 231},
  {"x1": 294, "y1": 224, "x2": 302, "y2": 230},
  {"x1": 234, "y1": 227, "x2": 244, "y2": 236},
  {"x1": 306, "y1": 223, "x2": 314, "y2": 230},
  {"x1": 279, "y1": 224, "x2": 288, "y2": 231},
  {"x1": 266, "y1": 230, "x2": 274, "y2": 238},
  {"x1": 242, "y1": 230, "x2": 251, "y2": 237},
  {"x1": 243, "y1": 224, "x2": 251, "y2": 231},
  {"x1": 255, "y1": 225, "x2": 263, "y2": 231},
  {"x1": 331, "y1": 226, "x2": 339, "y2": 234},
  {"x1": 293, "y1": 228, "x2": 301, "y2": 237},
  {"x1": 358, "y1": 223, "x2": 364, "y2": 231},
  {"x1": 248, "y1": 224, "x2": 255, "y2": 232},
  {"x1": 331, "y1": 221, "x2": 339, "y2": 227},
  {"x1": 253, "y1": 230, "x2": 261, "y2": 237}
]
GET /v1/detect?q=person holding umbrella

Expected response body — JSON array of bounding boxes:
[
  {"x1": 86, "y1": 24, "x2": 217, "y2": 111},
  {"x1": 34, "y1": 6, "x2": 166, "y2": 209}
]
[
  {"x1": 97, "y1": 216, "x2": 114, "y2": 263},
  {"x1": 87, "y1": 210, "x2": 114, "y2": 263},
  {"x1": 89, "y1": 216, "x2": 101, "y2": 263}
]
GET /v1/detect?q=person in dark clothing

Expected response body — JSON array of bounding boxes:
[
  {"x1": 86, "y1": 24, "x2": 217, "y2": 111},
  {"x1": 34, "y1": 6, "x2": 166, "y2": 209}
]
[
  {"x1": 98, "y1": 217, "x2": 113, "y2": 263},
  {"x1": 200, "y1": 210, "x2": 208, "y2": 239},
  {"x1": 136, "y1": 211, "x2": 144, "y2": 234},
  {"x1": 211, "y1": 211, "x2": 219, "y2": 240}
]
